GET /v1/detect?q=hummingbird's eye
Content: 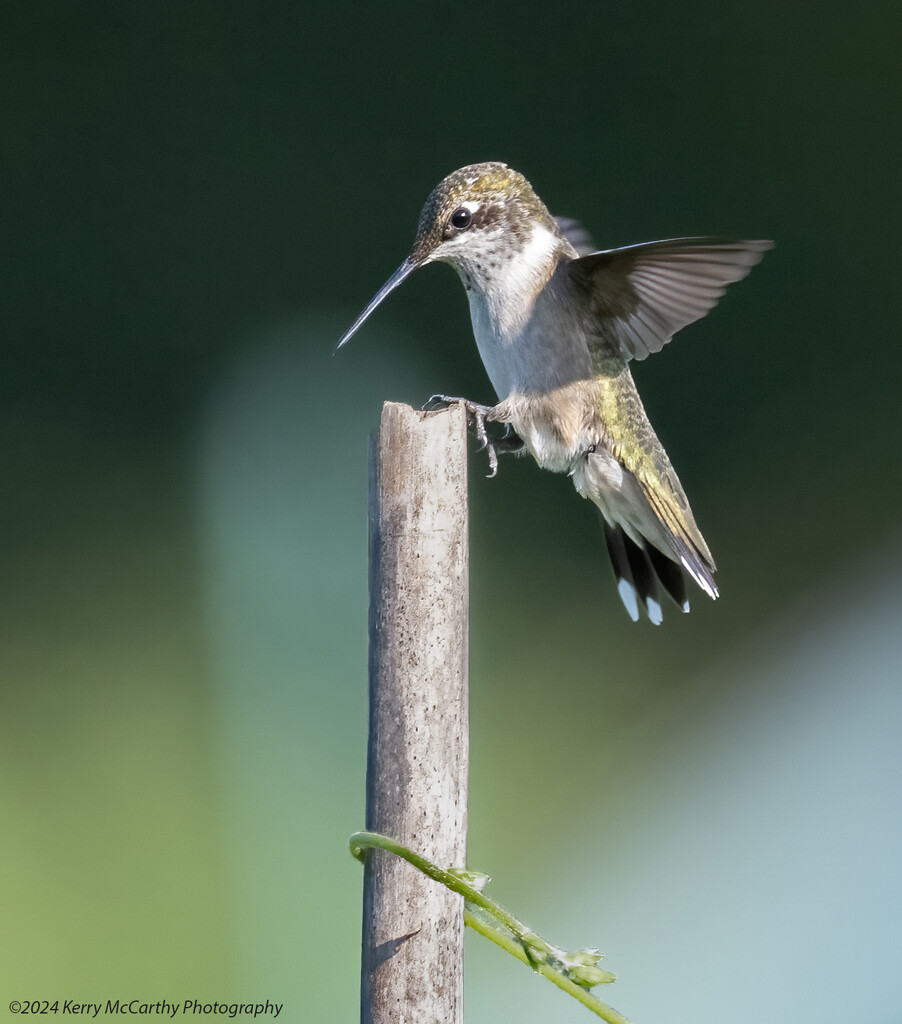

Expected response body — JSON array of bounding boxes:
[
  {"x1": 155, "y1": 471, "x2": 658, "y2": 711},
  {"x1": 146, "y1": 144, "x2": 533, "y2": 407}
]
[{"x1": 450, "y1": 208, "x2": 472, "y2": 231}]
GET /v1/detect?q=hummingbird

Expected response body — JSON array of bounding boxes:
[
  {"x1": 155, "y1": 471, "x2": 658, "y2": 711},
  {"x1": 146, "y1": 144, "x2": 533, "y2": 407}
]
[{"x1": 337, "y1": 162, "x2": 771, "y2": 623}]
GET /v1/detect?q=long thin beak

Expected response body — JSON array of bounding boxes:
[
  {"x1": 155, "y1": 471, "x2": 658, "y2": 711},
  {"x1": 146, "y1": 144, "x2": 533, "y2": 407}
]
[{"x1": 334, "y1": 255, "x2": 421, "y2": 352}]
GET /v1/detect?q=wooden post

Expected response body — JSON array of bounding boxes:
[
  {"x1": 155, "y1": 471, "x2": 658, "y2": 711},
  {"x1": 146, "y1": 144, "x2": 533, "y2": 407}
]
[{"x1": 361, "y1": 402, "x2": 470, "y2": 1024}]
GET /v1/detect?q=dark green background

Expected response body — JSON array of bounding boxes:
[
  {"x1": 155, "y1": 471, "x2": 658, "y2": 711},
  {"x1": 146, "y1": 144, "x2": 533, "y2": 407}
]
[{"x1": 3, "y1": 2, "x2": 900, "y2": 1020}]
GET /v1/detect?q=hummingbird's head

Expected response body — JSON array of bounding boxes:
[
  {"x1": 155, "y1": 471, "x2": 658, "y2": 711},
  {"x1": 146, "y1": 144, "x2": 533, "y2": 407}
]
[
  {"x1": 410, "y1": 162, "x2": 559, "y2": 279},
  {"x1": 336, "y1": 162, "x2": 563, "y2": 350}
]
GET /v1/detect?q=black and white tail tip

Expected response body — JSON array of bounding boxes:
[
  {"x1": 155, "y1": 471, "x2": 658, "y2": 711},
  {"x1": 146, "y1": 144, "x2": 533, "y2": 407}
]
[{"x1": 603, "y1": 522, "x2": 717, "y2": 625}]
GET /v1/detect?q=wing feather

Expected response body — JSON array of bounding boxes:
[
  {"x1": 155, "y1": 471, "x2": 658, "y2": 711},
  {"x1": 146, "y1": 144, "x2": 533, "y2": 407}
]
[
  {"x1": 637, "y1": 474, "x2": 718, "y2": 599},
  {"x1": 568, "y1": 237, "x2": 772, "y2": 361}
]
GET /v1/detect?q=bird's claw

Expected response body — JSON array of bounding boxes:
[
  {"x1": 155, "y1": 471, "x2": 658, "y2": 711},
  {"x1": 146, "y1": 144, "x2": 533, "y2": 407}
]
[{"x1": 424, "y1": 394, "x2": 500, "y2": 477}]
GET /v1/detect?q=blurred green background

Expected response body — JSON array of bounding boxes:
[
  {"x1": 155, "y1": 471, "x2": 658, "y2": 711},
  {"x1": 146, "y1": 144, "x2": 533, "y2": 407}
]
[{"x1": 2, "y1": 2, "x2": 900, "y2": 1020}]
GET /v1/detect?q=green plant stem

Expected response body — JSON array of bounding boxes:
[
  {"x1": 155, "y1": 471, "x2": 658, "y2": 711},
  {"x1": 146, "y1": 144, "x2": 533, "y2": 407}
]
[
  {"x1": 350, "y1": 831, "x2": 632, "y2": 1024},
  {"x1": 463, "y1": 909, "x2": 630, "y2": 1023}
]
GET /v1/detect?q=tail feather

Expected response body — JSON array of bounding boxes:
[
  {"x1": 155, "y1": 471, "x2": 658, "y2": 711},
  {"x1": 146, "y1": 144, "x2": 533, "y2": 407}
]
[
  {"x1": 622, "y1": 533, "x2": 663, "y2": 625},
  {"x1": 602, "y1": 517, "x2": 719, "y2": 623},
  {"x1": 602, "y1": 521, "x2": 670, "y2": 625},
  {"x1": 646, "y1": 545, "x2": 690, "y2": 613},
  {"x1": 603, "y1": 522, "x2": 640, "y2": 622}
]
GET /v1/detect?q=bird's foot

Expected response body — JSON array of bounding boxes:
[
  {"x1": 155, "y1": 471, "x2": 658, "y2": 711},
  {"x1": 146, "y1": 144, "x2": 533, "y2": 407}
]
[{"x1": 424, "y1": 395, "x2": 521, "y2": 477}]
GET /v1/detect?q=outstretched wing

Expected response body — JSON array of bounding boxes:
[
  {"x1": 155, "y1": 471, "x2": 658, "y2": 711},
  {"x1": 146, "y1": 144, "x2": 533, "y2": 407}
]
[{"x1": 567, "y1": 237, "x2": 772, "y2": 361}]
